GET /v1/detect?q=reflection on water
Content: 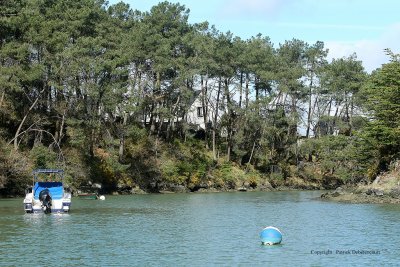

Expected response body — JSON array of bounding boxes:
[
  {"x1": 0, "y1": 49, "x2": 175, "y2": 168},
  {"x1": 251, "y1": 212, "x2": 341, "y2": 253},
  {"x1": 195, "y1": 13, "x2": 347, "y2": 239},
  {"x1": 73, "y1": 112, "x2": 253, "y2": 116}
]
[{"x1": 1, "y1": 192, "x2": 400, "y2": 266}]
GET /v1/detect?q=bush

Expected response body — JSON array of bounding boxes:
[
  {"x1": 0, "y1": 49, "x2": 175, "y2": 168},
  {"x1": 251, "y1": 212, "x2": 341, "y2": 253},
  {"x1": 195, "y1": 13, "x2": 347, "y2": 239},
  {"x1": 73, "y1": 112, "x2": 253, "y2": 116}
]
[
  {"x1": 0, "y1": 145, "x2": 32, "y2": 196},
  {"x1": 29, "y1": 144, "x2": 59, "y2": 169},
  {"x1": 213, "y1": 162, "x2": 246, "y2": 189}
]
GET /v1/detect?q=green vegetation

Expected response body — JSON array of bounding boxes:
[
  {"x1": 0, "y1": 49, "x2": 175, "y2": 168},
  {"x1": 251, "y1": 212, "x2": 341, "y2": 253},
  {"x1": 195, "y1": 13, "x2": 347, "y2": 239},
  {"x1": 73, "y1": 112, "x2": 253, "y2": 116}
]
[{"x1": 0, "y1": 1, "x2": 399, "y2": 195}]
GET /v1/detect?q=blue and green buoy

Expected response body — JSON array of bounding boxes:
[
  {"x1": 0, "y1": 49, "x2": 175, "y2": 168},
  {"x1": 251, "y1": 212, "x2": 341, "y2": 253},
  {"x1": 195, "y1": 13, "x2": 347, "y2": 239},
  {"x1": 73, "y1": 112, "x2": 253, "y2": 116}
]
[{"x1": 260, "y1": 226, "x2": 282, "y2": 245}]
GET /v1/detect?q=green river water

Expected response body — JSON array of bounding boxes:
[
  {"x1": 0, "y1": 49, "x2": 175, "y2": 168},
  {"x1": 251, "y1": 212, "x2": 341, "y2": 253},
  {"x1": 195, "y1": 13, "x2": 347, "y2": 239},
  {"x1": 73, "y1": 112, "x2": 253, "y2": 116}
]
[{"x1": 0, "y1": 191, "x2": 399, "y2": 266}]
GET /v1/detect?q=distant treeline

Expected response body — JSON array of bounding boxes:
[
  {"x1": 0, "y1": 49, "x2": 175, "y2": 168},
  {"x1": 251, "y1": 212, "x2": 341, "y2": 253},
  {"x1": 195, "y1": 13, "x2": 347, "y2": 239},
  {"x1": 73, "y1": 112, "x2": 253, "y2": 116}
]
[{"x1": 0, "y1": 0, "x2": 399, "y2": 195}]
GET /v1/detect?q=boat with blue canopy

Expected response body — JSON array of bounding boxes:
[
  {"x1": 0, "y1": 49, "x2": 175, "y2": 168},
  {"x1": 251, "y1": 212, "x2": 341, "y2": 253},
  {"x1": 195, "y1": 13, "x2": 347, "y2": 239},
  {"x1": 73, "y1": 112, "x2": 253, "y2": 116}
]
[{"x1": 23, "y1": 169, "x2": 71, "y2": 213}]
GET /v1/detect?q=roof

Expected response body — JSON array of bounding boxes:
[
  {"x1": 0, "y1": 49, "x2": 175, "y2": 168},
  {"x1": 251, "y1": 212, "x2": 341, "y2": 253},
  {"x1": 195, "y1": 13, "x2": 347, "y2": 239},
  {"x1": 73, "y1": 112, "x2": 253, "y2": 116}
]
[
  {"x1": 32, "y1": 169, "x2": 64, "y2": 174},
  {"x1": 188, "y1": 90, "x2": 202, "y2": 107}
]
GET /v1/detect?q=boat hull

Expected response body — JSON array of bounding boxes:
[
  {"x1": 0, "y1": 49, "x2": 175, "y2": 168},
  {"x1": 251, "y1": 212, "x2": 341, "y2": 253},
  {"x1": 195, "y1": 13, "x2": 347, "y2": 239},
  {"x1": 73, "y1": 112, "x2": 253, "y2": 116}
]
[{"x1": 24, "y1": 198, "x2": 71, "y2": 213}]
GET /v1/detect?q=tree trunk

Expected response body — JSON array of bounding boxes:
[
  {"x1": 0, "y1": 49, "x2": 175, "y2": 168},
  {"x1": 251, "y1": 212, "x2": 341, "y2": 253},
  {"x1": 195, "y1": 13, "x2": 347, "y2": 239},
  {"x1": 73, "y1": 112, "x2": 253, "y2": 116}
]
[
  {"x1": 150, "y1": 72, "x2": 161, "y2": 136},
  {"x1": 305, "y1": 76, "x2": 314, "y2": 138},
  {"x1": 54, "y1": 109, "x2": 66, "y2": 145},
  {"x1": 239, "y1": 71, "x2": 243, "y2": 109},
  {"x1": 245, "y1": 73, "x2": 250, "y2": 110},
  {"x1": 349, "y1": 98, "x2": 354, "y2": 135},
  {"x1": 201, "y1": 75, "x2": 209, "y2": 149},
  {"x1": 0, "y1": 90, "x2": 4, "y2": 108},
  {"x1": 212, "y1": 78, "x2": 222, "y2": 161},
  {"x1": 166, "y1": 95, "x2": 180, "y2": 140},
  {"x1": 248, "y1": 140, "x2": 256, "y2": 165},
  {"x1": 310, "y1": 94, "x2": 319, "y2": 137},
  {"x1": 119, "y1": 112, "x2": 128, "y2": 162},
  {"x1": 149, "y1": 102, "x2": 156, "y2": 135},
  {"x1": 13, "y1": 96, "x2": 40, "y2": 150},
  {"x1": 224, "y1": 78, "x2": 233, "y2": 162}
]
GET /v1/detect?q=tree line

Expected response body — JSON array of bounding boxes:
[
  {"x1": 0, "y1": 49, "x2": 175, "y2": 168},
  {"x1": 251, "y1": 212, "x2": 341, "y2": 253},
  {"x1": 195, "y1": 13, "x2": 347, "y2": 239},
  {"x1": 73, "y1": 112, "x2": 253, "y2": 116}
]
[{"x1": 1, "y1": 0, "x2": 399, "y2": 194}]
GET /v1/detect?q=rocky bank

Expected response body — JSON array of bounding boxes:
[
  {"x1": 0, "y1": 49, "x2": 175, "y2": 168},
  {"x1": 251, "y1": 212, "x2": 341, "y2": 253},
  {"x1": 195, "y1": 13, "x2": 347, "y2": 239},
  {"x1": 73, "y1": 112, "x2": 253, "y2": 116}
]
[{"x1": 321, "y1": 165, "x2": 400, "y2": 204}]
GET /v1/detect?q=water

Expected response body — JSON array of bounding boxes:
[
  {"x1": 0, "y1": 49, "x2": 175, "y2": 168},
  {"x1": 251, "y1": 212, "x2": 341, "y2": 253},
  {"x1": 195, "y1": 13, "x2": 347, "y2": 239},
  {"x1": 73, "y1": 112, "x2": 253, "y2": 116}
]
[{"x1": 1, "y1": 191, "x2": 399, "y2": 266}]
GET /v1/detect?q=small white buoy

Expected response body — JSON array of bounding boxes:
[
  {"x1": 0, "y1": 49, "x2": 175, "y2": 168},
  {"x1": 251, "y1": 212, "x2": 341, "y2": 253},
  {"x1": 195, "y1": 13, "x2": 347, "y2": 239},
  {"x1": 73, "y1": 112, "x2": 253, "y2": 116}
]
[{"x1": 99, "y1": 195, "x2": 105, "y2": 200}]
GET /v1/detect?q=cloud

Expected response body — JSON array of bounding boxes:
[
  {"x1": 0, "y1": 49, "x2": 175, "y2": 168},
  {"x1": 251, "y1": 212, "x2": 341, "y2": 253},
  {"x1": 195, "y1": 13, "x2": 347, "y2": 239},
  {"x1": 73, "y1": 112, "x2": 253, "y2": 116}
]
[
  {"x1": 218, "y1": 0, "x2": 289, "y2": 19},
  {"x1": 325, "y1": 23, "x2": 400, "y2": 73},
  {"x1": 277, "y1": 22, "x2": 385, "y2": 31}
]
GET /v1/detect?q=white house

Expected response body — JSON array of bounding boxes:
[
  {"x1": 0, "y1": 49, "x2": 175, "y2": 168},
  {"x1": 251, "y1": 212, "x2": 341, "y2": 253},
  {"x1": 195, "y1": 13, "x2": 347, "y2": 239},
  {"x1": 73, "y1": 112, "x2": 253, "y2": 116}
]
[{"x1": 185, "y1": 90, "x2": 222, "y2": 131}]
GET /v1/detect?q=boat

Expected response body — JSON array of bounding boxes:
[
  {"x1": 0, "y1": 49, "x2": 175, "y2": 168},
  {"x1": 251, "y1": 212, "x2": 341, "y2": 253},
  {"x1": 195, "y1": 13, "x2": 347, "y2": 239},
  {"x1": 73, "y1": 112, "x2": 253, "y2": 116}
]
[
  {"x1": 77, "y1": 185, "x2": 99, "y2": 199},
  {"x1": 23, "y1": 169, "x2": 71, "y2": 213},
  {"x1": 77, "y1": 193, "x2": 98, "y2": 199},
  {"x1": 259, "y1": 226, "x2": 282, "y2": 245}
]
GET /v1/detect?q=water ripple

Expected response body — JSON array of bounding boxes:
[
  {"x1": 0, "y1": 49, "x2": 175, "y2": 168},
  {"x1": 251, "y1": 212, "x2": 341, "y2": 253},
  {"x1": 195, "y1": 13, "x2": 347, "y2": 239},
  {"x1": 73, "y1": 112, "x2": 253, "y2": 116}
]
[{"x1": 0, "y1": 192, "x2": 399, "y2": 266}]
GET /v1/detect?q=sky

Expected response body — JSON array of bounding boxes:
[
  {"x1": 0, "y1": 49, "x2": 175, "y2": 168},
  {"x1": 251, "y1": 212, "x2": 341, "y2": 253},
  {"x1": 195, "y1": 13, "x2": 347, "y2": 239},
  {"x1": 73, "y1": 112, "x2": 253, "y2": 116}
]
[{"x1": 109, "y1": 0, "x2": 400, "y2": 73}]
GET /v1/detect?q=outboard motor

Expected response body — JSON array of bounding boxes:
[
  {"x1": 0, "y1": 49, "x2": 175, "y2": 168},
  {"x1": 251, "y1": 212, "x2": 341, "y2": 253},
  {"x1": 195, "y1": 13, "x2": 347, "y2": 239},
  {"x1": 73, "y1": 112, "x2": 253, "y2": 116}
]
[{"x1": 39, "y1": 189, "x2": 52, "y2": 214}]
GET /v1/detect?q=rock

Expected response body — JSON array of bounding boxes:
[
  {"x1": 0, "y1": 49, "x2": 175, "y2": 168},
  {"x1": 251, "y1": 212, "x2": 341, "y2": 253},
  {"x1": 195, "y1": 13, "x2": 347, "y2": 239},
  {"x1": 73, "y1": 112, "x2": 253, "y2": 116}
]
[
  {"x1": 130, "y1": 187, "x2": 146, "y2": 194},
  {"x1": 331, "y1": 191, "x2": 340, "y2": 197},
  {"x1": 197, "y1": 188, "x2": 219, "y2": 193},
  {"x1": 159, "y1": 190, "x2": 175, "y2": 194},
  {"x1": 170, "y1": 184, "x2": 187, "y2": 193},
  {"x1": 335, "y1": 187, "x2": 344, "y2": 193},
  {"x1": 366, "y1": 188, "x2": 384, "y2": 196},
  {"x1": 320, "y1": 187, "x2": 346, "y2": 198},
  {"x1": 372, "y1": 176, "x2": 381, "y2": 184},
  {"x1": 357, "y1": 179, "x2": 369, "y2": 186},
  {"x1": 327, "y1": 187, "x2": 345, "y2": 197},
  {"x1": 92, "y1": 183, "x2": 102, "y2": 189},
  {"x1": 389, "y1": 187, "x2": 400, "y2": 198}
]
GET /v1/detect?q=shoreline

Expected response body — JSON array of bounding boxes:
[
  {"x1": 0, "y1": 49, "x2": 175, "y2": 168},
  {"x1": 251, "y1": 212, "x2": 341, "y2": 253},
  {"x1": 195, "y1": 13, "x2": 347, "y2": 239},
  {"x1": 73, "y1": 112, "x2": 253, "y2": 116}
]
[
  {"x1": 321, "y1": 187, "x2": 400, "y2": 204},
  {"x1": 3, "y1": 186, "x2": 399, "y2": 205},
  {"x1": 3, "y1": 178, "x2": 399, "y2": 205},
  {"x1": 1, "y1": 185, "x2": 325, "y2": 198},
  {"x1": 321, "y1": 168, "x2": 400, "y2": 204}
]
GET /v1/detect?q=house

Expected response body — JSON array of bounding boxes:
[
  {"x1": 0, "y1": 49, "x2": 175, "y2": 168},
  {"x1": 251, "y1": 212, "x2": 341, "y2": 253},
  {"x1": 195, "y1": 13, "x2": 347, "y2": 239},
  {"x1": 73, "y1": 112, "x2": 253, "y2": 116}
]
[
  {"x1": 185, "y1": 89, "x2": 224, "y2": 132},
  {"x1": 112, "y1": 85, "x2": 222, "y2": 134},
  {"x1": 186, "y1": 90, "x2": 209, "y2": 130}
]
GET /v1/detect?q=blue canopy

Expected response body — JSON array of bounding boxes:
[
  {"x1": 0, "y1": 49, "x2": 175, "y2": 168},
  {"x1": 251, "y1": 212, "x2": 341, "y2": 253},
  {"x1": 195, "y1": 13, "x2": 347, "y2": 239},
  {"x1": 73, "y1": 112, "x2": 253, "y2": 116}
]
[{"x1": 33, "y1": 182, "x2": 63, "y2": 200}]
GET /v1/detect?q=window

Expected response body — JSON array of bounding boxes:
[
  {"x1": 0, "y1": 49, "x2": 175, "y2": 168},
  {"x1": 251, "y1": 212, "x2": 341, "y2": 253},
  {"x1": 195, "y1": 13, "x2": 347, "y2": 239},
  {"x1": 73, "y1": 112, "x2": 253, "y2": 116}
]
[{"x1": 197, "y1": 107, "x2": 203, "y2": 117}]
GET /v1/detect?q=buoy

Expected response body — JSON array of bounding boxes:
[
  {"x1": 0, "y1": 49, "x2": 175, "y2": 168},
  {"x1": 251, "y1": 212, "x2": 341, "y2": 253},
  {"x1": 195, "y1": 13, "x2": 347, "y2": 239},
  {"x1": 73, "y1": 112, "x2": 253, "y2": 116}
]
[
  {"x1": 99, "y1": 195, "x2": 105, "y2": 200},
  {"x1": 260, "y1": 226, "x2": 282, "y2": 245}
]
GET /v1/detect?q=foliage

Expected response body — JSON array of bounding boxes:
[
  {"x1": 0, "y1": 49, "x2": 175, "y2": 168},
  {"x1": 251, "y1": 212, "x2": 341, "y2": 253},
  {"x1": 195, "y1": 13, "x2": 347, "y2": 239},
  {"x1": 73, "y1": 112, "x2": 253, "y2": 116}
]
[
  {"x1": 0, "y1": 141, "x2": 31, "y2": 195},
  {"x1": 213, "y1": 161, "x2": 246, "y2": 188},
  {"x1": 91, "y1": 147, "x2": 130, "y2": 188},
  {"x1": 29, "y1": 144, "x2": 59, "y2": 169},
  {"x1": 361, "y1": 52, "x2": 400, "y2": 169},
  {"x1": 0, "y1": 0, "x2": 398, "y2": 194},
  {"x1": 298, "y1": 135, "x2": 374, "y2": 183},
  {"x1": 159, "y1": 138, "x2": 213, "y2": 187},
  {"x1": 62, "y1": 147, "x2": 90, "y2": 187}
]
